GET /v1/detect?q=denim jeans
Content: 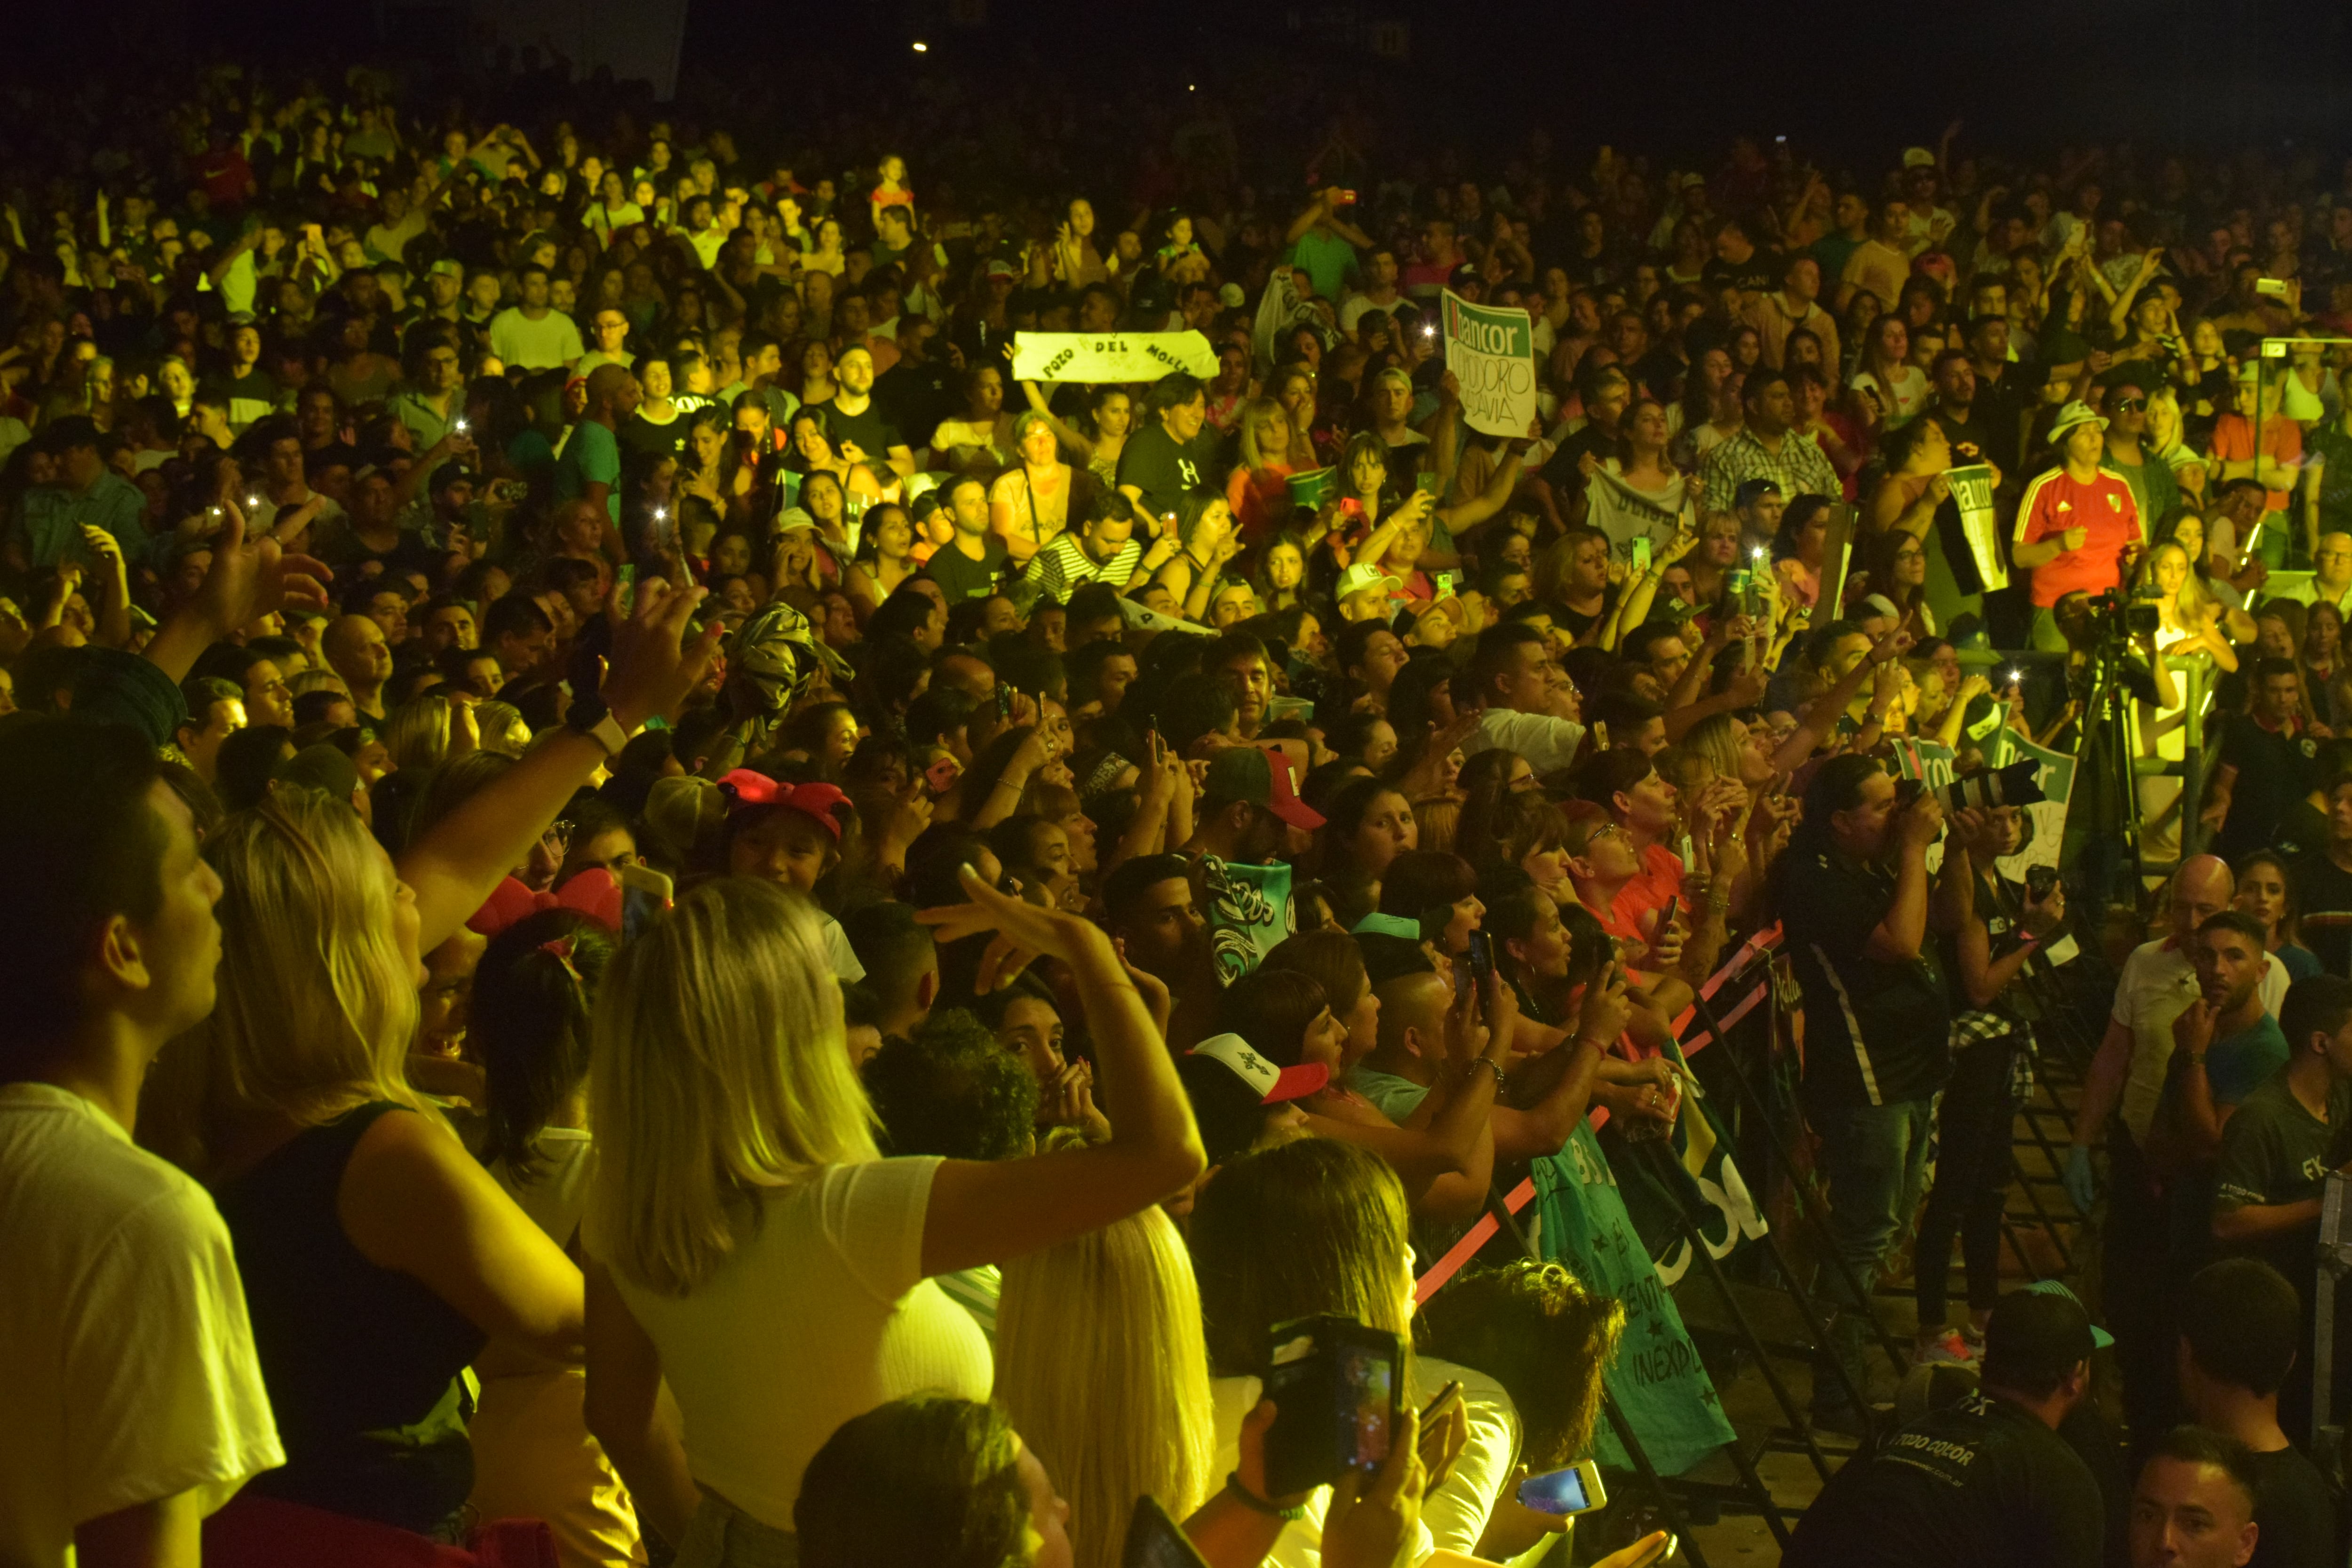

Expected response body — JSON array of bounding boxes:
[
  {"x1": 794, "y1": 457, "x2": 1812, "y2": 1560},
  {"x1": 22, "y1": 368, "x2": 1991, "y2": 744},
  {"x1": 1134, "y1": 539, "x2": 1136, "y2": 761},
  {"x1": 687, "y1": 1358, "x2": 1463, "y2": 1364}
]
[{"x1": 1808, "y1": 1096, "x2": 1938, "y2": 1409}]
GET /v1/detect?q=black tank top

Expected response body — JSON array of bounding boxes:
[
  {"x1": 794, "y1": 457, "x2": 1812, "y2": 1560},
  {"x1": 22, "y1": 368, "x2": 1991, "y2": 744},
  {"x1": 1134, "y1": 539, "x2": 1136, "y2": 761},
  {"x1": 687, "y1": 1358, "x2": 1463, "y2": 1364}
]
[{"x1": 215, "y1": 1102, "x2": 487, "y2": 1533}]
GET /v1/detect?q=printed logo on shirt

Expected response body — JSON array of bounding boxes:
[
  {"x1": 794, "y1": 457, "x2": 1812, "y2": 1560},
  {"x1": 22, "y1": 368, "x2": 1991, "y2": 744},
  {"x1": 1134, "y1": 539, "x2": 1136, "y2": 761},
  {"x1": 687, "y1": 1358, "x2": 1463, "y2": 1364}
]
[
  {"x1": 2107, "y1": 493, "x2": 2122, "y2": 511},
  {"x1": 1177, "y1": 456, "x2": 1200, "y2": 487}
]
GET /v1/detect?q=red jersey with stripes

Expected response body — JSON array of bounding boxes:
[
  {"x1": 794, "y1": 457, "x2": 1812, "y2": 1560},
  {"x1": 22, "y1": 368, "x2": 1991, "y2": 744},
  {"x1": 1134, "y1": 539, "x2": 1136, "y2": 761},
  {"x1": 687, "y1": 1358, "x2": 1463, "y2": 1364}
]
[{"x1": 2013, "y1": 466, "x2": 2141, "y2": 607}]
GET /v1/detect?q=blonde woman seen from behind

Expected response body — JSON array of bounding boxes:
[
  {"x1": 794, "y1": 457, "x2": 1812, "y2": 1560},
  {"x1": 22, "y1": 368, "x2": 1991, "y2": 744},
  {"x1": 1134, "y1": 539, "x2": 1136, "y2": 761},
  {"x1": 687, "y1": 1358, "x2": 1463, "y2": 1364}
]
[
  {"x1": 138, "y1": 791, "x2": 590, "y2": 1544},
  {"x1": 582, "y1": 872, "x2": 1203, "y2": 1564},
  {"x1": 1190, "y1": 1136, "x2": 1522, "y2": 1566},
  {"x1": 995, "y1": 1205, "x2": 1216, "y2": 1568}
]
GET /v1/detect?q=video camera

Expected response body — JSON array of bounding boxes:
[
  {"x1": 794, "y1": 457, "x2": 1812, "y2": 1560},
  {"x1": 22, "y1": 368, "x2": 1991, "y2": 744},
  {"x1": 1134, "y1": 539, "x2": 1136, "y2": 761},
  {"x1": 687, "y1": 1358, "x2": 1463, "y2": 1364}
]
[
  {"x1": 2088, "y1": 587, "x2": 2162, "y2": 641},
  {"x1": 1891, "y1": 757, "x2": 2048, "y2": 815}
]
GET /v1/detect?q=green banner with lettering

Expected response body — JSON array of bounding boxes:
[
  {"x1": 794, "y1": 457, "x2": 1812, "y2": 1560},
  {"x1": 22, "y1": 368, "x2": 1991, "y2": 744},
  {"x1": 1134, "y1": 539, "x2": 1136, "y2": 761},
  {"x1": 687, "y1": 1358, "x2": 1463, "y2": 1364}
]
[{"x1": 1440, "y1": 289, "x2": 1537, "y2": 438}]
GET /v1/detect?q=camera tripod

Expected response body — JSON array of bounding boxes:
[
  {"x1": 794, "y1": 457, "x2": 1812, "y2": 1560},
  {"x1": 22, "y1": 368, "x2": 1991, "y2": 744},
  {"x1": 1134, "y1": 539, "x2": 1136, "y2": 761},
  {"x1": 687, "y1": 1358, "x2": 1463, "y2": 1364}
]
[{"x1": 2057, "y1": 639, "x2": 2148, "y2": 912}]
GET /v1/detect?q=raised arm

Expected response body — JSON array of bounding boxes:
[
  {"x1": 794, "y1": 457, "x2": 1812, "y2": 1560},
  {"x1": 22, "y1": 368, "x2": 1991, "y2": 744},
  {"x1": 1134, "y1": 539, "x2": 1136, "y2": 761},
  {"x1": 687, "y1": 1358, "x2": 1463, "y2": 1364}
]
[
  {"x1": 142, "y1": 507, "x2": 331, "y2": 684},
  {"x1": 398, "y1": 581, "x2": 719, "y2": 950},
  {"x1": 1770, "y1": 623, "x2": 1911, "y2": 772},
  {"x1": 1435, "y1": 440, "x2": 1531, "y2": 534},
  {"x1": 1864, "y1": 795, "x2": 1942, "y2": 962},
  {"x1": 1021, "y1": 380, "x2": 1096, "y2": 459},
  {"x1": 914, "y1": 874, "x2": 1206, "y2": 1275}
]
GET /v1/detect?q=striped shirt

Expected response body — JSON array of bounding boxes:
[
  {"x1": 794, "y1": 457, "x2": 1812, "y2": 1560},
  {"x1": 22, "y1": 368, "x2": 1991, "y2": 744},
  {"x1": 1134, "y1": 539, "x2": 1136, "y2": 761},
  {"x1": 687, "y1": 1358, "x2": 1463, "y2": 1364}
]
[{"x1": 1025, "y1": 532, "x2": 1142, "y2": 603}]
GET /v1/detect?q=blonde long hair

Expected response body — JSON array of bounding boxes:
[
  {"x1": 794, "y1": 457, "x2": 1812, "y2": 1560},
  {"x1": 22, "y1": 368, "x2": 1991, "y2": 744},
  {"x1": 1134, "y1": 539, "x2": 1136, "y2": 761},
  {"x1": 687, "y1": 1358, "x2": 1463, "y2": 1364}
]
[
  {"x1": 143, "y1": 789, "x2": 429, "y2": 1176},
  {"x1": 995, "y1": 1205, "x2": 1216, "y2": 1568},
  {"x1": 588, "y1": 877, "x2": 877, "y2": 1295},
  {"x1": 381, "y1": 692, "x2": 454, "y2": 773},
  {"x1": 1236, "y1": 398, "x2": 1291, "y2": 476}
]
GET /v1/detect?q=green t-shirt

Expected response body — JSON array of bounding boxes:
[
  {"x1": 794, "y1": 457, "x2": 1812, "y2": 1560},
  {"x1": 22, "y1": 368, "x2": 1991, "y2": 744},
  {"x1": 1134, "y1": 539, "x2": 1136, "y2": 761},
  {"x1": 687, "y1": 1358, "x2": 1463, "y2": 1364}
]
[
  {"x1": 1288, "y1": 229, "x2": 1359, "y2": 303},
  {"x1": 1345, "y1": 1063, "x2": 1430, "y2": 1123},
  {"x1": 552, "y1": 419, "x2": 622, "y2": 524}
]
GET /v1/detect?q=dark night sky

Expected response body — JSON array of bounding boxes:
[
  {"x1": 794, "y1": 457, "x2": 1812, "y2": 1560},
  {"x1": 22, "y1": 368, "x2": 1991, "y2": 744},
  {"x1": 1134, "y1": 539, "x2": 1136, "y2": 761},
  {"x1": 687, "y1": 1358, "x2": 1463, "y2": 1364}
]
[
  {"x1": 691, "y1": 0, "x2": 2352, "y2": 159},
  {"x1": 12, "y1": 0, "x2": 2352, "y2": 163}
]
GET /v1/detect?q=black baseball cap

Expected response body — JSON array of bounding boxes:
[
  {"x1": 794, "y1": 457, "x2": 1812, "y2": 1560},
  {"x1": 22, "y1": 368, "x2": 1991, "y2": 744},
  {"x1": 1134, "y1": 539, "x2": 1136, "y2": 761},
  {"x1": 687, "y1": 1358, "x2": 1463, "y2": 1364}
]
[{"x1": 1982, "y1": 1283, "x2": 2105, "y2": 1390}]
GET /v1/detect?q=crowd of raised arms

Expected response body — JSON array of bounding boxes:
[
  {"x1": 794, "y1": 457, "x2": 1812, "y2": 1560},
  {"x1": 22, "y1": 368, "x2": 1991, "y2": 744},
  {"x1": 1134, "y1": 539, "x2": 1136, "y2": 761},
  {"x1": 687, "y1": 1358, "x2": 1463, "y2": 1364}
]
[{"x1": 24, "y1": 43, "x2": 2352, "y2": 1568}]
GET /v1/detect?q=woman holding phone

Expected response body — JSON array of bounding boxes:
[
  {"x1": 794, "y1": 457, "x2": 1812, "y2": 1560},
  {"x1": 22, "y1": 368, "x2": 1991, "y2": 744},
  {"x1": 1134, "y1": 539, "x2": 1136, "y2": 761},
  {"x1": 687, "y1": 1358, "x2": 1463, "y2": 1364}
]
[{"x1": 1191, "y1": 1136, "x2": 1518, "y2": 1561}]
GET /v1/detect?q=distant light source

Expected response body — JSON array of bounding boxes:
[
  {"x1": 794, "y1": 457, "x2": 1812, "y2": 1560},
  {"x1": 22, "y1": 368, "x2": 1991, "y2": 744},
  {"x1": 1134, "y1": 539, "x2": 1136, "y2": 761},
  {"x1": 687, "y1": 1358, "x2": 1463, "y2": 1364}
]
[
  {"x1": 1188, "y1": 83, "x2": 1197, "y2": 91},
  {"x1": 912, "y1": 40, "x2": 928, "y2": 51}
]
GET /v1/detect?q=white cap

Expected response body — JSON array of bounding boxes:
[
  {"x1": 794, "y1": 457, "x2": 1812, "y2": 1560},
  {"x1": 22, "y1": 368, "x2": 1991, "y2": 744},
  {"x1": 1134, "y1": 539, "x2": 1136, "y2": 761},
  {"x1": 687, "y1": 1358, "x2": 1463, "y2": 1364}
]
[
  {"x1": 1189, "y1": 1033, "x2": 1329, "y2": 1104},
  {"x1": 1337, "y1": 562, "x2": 1404, "y2": 601}
]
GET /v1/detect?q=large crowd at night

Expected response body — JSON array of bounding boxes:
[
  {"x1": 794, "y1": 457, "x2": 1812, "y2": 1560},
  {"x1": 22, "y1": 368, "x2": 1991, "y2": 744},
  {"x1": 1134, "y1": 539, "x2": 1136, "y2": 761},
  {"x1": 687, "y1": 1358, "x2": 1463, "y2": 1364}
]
[{"x1": 14, "y1": 38, "x2": 2352, "y2": 1568}]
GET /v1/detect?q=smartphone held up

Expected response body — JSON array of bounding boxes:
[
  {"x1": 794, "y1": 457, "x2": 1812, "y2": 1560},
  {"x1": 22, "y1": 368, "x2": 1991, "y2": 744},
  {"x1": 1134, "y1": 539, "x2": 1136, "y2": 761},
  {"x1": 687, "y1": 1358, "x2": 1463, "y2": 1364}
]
[{"x1": 1261, "y1": 1315, "x2": 1405, "y2": 1496}]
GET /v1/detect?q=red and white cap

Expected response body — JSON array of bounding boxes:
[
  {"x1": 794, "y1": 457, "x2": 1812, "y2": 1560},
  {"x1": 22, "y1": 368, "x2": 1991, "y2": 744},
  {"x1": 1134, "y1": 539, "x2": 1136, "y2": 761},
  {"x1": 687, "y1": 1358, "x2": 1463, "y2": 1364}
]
[{"x1": 1188, "y1": 1033, "x2": 1329, "y2": 1104}]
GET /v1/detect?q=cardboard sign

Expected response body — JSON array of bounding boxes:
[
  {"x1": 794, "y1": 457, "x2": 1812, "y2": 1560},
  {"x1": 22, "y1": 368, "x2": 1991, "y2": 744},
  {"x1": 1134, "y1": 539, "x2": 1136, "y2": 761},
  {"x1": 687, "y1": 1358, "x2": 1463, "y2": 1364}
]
[{"x1": 1440, "y1": 289, "x2": 1537, "y2": 439}]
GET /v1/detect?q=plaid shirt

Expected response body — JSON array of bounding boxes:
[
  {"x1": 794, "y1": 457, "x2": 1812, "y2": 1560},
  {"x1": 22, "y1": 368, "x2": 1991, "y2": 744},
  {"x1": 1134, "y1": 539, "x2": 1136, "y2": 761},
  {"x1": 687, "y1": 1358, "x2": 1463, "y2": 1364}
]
[{"x1": 1698, "y1": 425, "x2": 1842, "y2": 506}]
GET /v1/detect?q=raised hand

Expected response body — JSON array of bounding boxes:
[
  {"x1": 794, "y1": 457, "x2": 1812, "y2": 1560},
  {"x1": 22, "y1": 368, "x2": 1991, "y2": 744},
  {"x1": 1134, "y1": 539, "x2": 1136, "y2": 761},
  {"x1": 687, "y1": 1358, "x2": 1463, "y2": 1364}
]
[
  {"x1": 1641, "y1": 907, "x2": 1686, "y2": 972},
  {"x1": 192, "y1": 507, "x2": 331, "y2": 635},
  {"x1": 1321, "y1": 1407, "x2": 1425, "y2": 1568},
  {"x1": 1577, "y1": 961, "x2": 1633, "y2": 1045},
  {"x1": 601, "y1": 577, "x2": 723, "y2": 732},
  {"x1": 2173, "y1": 996, "x2": 2217, "y2": 1058},
  {"x1": 1443, "y1": 964, "x2": 1491, "y2": 1070},
  {"x1": 917, "y1": 862, "x2": 1116, "y2": 965}
]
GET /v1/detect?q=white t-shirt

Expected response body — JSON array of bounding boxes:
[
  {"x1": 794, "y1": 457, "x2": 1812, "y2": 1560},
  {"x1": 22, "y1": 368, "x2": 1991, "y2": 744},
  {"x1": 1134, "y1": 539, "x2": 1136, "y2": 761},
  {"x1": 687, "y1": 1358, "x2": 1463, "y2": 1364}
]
[
  {"x1": 1209, "y1": 1354, "x2": 1518, "y2": 1566},
  {"x1": 1340, "y1": 291, "x2": 1404, "y2": 334},
  {"x1": 821, "y1": 912, "x2": 868, "y2": 981},
  {"x1": 1471, "y1": 707, "x2": 1589, "y2": 777},
  {"x1": 594, "y1": 1155, "x2": 990, "y2": 1529},
  {"x1": 1585, "y1": 462, "x2": 1692, "y2": 564},
  {"x1": 492, "y1": 1125, "x2": 595, "y2": 1249},
  {"x1": 1849, "y1": 365, "x2": 1930, "y2": 430},
  {"x1": 490, "y1": 307, "x2": 587, "y2": 372},
  {"x1": 0, "y1": 1083, "x2": 284, "y2": 1565}
]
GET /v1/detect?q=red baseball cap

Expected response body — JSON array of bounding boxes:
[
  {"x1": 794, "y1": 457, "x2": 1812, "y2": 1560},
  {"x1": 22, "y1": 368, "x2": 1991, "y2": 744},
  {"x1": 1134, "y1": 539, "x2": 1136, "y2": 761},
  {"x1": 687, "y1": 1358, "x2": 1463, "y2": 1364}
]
[{"x1": 1188, "y1": 1033, "x2": 1330, "y2": 1104}]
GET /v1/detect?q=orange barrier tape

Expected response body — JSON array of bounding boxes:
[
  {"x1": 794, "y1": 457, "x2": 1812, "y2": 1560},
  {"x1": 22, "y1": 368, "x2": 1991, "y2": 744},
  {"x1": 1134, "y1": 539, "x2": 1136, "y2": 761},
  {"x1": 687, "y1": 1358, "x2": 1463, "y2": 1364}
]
[{"x1": 1412, "y1": 924, "x2": 1785, "y2": 1304}]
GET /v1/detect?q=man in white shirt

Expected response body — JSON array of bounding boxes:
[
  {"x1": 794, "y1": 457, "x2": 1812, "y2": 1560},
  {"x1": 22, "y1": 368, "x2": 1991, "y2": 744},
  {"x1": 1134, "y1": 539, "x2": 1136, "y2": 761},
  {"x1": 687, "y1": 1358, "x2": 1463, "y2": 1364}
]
[
  {"x1": 2063, "y1": 854, "x2": 2287, "y2": 1443},
  {"x1": 1462, "y1": 622, "x2": 1588, "y2": 775},
  {"x1": 2277, "y1": 532, "x2": 2352, "y2": 618},
  {"x1": 0, "y1": 718, "x2": 284, "y2": 1568},
  {"x1": 1339, "y1": 246, "x2": 1404, "y2": 334},
  {"x1": 488, "y1": 265, "x2": 585, "y2": 371}
]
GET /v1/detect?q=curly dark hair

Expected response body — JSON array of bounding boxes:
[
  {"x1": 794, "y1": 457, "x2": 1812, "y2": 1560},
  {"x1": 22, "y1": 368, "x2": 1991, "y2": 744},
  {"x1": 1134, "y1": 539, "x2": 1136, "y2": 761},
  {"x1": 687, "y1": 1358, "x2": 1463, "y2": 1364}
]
[
  {"x1": 1419, "y1": 1260, "x2": 1626, "y2": 1468},
  {"x1": 863, "y1": 1007, "x2": 1039, "y2": 1162}
]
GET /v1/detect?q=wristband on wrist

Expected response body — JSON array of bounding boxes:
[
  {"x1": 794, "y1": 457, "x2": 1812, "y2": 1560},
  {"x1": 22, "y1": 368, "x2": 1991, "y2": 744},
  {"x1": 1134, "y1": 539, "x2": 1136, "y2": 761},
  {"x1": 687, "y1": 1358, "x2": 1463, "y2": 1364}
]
[
  {"x1": 1462, "y1": 1057, "x2": 1506, "y2": 1090},
  {"x1": 1225, "y1": 1472, "x2": 1308, "y2": 1521}
]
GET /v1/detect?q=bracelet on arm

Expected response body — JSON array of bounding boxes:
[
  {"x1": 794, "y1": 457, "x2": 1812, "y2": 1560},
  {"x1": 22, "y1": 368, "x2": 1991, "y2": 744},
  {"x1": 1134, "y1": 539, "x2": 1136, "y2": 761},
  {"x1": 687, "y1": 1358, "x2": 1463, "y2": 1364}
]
[
  {"x1": 1225, "y1": 1472, "x2": 1308, "y2": 1521},
  {"x1": 1462, "y1": 1057, "x2": 1506, "y2": 1090}
]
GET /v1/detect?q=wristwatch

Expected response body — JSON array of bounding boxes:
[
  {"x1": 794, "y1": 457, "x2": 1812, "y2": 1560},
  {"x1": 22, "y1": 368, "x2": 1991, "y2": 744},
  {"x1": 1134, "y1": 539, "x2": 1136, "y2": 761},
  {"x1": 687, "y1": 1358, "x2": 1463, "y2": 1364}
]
[{"x1": 565, "y1": 694, "x2": 638, "y2": 757}]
